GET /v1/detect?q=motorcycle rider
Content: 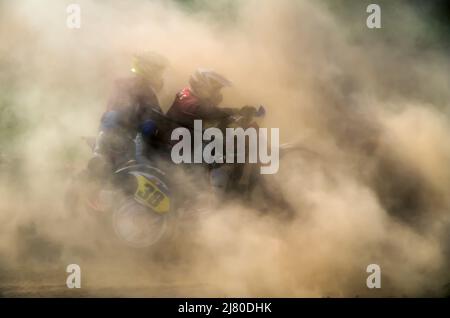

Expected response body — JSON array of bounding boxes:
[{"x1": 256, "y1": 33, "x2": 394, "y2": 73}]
[
  {"x1": 89, "y1": 51, "x2": 169, "y2": 178},
  {"x1": 166, "y1": 68, "x2": 259, "y2": 192},
  {"x1": 166, "y1": 68, "x2": 258, "y2": 128},
  {"x1": 166, "y1": 69, "x2": 292, "y2": 217}
]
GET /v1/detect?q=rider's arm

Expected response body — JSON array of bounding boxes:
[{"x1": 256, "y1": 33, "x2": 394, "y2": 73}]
[{"x1": 195, "y1": 105, "x2": 239, "y2": 120}]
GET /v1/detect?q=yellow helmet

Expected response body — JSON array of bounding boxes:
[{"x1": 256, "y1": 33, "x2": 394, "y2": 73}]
[{"x1": 131, "y1": 52, "x2": 168, "y2": 89}]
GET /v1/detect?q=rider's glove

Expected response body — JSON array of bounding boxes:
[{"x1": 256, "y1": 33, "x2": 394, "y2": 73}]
[{"x1": 239, "y1": 105, "x2": 266, "y2": 118}]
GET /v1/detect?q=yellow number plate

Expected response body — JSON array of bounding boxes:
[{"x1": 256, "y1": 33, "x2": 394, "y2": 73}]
[{"x1": 135, "y1": 175, "x2": 171, "y2": 214}]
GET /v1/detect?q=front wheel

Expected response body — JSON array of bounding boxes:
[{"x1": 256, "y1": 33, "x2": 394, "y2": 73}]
[{"x1": 112, "y1": 197, "x2": 168, "y2": 248}]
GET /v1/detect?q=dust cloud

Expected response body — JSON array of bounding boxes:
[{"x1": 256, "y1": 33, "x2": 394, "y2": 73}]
[{"x1": 0, "y1": 0, "x2": 449, "y2": 297}]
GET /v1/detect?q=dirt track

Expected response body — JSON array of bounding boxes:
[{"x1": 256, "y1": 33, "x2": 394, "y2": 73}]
[{"x1": 0, "y1": 268, "x2": 216, "y2": 297}]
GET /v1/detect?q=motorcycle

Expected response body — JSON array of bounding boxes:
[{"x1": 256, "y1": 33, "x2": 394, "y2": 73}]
[
  {"x1": 66, "y1": 105, "x2": 298, "y2": 249},
  {"x1": 66, "y1": 134, "x2": 177, "y2": 248},
  {"x1": 204, "y1": 105, "x2": 296, "y2": 218}
]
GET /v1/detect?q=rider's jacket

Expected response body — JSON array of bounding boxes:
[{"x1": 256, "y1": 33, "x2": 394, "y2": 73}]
[
  {"x1": 105, "y1": 76, "x2": 162, "y2": 134},
  {"x1": 93, "y1": 76, "x2": 164, "y2": 168},
  {"x1": 166, "y1": 87, "x2": 236, "y2": 128}
]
